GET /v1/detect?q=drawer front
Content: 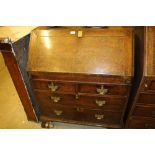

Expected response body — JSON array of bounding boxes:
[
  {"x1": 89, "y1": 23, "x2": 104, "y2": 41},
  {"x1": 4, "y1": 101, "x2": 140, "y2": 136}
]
[
  {"x1": 148, "y1": 80, "x2": 155, "y2": 91},
  {"x1": 137, "y1": 93, "x2": 155, "y2": 105},
  {"x1": 31, "y1": 80, "x2": 76, "y2": 93},
  {"x1": 133, "y1": 105, "x2": 155, "y2": 118},
  {"x1": 77, "y1": 95, "x2": 126, "y2": 111},
  {"x1": 39, "y1": 104, "x2": 122, "y2": 125},
  {"x1": 79, "y1": 83, "x2": 129, "y2": 96},
  {"x1": 141, "y1": 79, "x2": 155, "y2": 92},
  {"x1": 34, "y1": 90, "x2": 126, "y2": 111},
  {"x1": 128, "y1": 117, "x2": 155, "y2": 129},
  {"x1": 34, "y1": 91, "x2": 76, "y2": 105}
]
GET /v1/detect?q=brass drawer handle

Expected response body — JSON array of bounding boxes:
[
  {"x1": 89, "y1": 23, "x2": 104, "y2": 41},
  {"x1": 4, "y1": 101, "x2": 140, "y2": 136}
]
[
  {"x1": 54, "y1": 110, "x2": 63, "y2": 116},
  {"x1": 95, "y1": 100, "x2": 106, "y2": 107},
  {"x1": 97, "y1": 85, "x2": 108, "y2": 95},
  {"x1": 51, "y1": 96, "x2": 61, "y2": 103},
  {"x1": 95, "y1": 114, "x2": 104, "y2": 120},
  {"x1": 48, "y1": 82, "x2": 58, "y2": 92}
]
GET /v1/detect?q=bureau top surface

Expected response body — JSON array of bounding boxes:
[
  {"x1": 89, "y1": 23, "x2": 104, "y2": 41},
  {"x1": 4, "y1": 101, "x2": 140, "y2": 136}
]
[{"x1": 27, "y1": 27, "x2": 134, "y2": 76}]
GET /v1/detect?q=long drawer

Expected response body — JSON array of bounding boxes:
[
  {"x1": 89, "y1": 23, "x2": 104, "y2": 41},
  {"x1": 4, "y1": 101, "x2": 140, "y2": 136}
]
[
  {"x1": 128, "y1": 117, "x2": 155, "y2": 129},
  {"x1": 133, "y1": 105, "x2": 155, "y2": 118},
  {"x1": 137, "y1": 92, "x2": 155, "y2": 105},
  {"x1": 31, "y1": 79, "x2": 129, "y2": 96},
  {"x1": 34, "y1": 90, "x2": 127, "y2": 111},
  {"x1": 141, "y1": 79, "x2": 155, "y2": 92},
  {"x1": 39, "y1": 104, "x2": 122, "y2": 125}
]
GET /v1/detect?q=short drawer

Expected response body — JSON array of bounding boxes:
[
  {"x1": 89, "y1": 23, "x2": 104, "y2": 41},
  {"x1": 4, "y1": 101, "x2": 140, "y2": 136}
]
[
  {"x1": 39, "y1": 104, "x2": 122, "y2": 125},
  {"x1": 141, "y1": 79, "x2": 155, "y2": 92},
  {"x1": 133, "y1": 105, "x2": 155, "y2": 118},
  {"x1": 137, "y1": 93, "x2": 155, "y2": 105},
  {"x1": 77, "y1": 95, "x2": 126, "y2": 111},
  {"x1": 80, "y1": 108, "x2": 122, "y2": 125},
  {"x1": 127, "y1": 117, "x2": 155, "y2": 129},
  {"x1": 34, "y1": 90, "x2": 126, "y2": 111},
  {"x1": 34, "y1": 91, "x2": 76, "y2": 106},
  {"x1": 79, "y1": 83, "x2": 129, "y2": 96},
  {"x1": 31, "y1": 80, "x2": 76, "y2": 93}
]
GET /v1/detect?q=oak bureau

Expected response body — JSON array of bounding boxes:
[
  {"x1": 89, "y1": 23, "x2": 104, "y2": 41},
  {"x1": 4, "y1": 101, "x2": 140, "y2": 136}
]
[{"x1": 27, "y1": 27, "x2": 134, "y2": 128}]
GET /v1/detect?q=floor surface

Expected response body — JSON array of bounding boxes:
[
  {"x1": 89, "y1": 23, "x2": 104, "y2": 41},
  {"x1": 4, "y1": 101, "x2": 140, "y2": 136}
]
[{"x1": 0, "y1": 59, "x2": 101, "y2": 129}]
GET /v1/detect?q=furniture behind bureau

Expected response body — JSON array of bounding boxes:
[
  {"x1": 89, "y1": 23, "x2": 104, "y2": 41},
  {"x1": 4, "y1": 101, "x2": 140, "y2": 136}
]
[
  {"x1": 27, "y1": 27, "x2": 134, "y2": 128},
  {"x1": 126, "y1": 27, "x2": 155, "y2": 128},
  {"x1": 0, "y1": 27, "x2": 39, "y2": 122}
]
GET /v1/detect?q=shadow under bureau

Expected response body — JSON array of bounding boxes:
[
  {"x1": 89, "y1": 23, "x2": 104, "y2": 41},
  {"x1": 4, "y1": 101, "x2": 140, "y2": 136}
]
[{"x1": 27, "y1": 27, "x2": 134, "y2": 128}]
